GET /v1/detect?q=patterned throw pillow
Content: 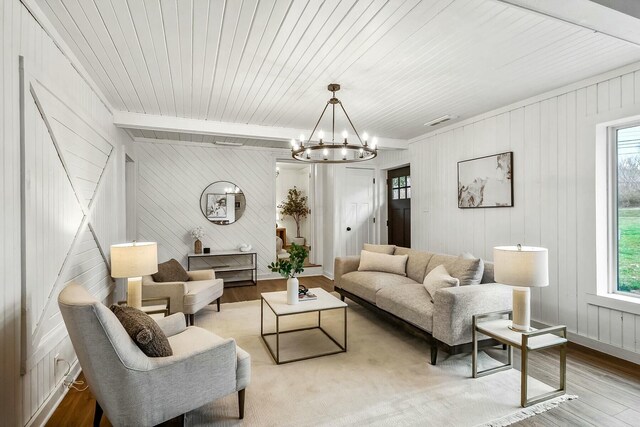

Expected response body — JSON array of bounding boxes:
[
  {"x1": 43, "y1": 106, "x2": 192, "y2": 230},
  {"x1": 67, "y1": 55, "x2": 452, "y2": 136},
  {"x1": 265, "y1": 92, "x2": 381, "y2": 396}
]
[
  {"x1": 152, "y1": 258, "x2": 189, "y2": 282},
  {"x1": 110, "y1": 305, "x2": 173, "y2": 357}
]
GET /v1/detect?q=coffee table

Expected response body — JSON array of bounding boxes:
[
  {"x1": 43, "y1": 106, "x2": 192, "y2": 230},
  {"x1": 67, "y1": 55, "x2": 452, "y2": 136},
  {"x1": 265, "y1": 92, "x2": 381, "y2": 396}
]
[{"x1": 260, "y1": 287, "x2": 347, "y2": 364}]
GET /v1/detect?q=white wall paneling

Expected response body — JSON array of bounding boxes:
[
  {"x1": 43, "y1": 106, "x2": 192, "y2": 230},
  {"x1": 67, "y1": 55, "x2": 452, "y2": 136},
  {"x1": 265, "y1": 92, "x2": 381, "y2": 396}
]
[
  {"x1": 409, "y1": 62, "x2": 640, "y2": 363},
  {"x1": 135, "y1": 141, "x2": 279, "y2": 278},
  {"x1": 2, "y1": 1, "x2": 131, "y2": 425}
]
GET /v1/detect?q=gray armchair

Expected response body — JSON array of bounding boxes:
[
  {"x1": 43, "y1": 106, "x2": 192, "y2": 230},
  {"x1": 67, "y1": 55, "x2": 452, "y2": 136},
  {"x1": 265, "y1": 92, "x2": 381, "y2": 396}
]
[
  {"x1": 142, "y1": 269, "x2": 224, "y2": 326},
  {"x1": 58, "y1": 283, "x2": 251, "y2": 426}
]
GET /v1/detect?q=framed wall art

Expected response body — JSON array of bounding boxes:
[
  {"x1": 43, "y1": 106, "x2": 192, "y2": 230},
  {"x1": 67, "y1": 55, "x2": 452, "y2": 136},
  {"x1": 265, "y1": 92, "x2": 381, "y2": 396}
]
[{"x1": 458, "y1": 151, "x2": 513, "y2": 208}]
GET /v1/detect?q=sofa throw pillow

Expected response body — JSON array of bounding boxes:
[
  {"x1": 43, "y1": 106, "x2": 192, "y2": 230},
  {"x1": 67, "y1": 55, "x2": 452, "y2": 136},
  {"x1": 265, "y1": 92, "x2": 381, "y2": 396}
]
[
  {"x1": 423, "y1": 264, "x2": 460, "y2": 302},
  {"x1": 447, "y1": 255, "x2": 484, "y2": 286},
  {"x1": 110, "y1": 305, "x2": 173, "y2": 357},
  {"x1": 458, "y1": 252, "x2": 484, "y2": 285},
  {"x1": 363, "y1": 243, "x2": 396, "y2": 255},
  {"x1": 152, "y1": 258, "x2": 189, "y2": 283},
  {"x1": 358, "y1": 250, "x2": 408, "y2": 276}
]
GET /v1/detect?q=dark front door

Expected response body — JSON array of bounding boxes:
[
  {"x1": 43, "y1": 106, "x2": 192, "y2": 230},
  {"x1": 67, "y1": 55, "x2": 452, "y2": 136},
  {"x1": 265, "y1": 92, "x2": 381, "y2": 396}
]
[{"x1": 387, "y1": 166, "x2": 411, "y2": 247}]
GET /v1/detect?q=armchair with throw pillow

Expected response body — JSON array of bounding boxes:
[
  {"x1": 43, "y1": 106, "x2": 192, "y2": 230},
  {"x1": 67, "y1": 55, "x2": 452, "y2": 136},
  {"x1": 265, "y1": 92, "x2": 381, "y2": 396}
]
[
  {"x1": 142, "y1": 258, "x2": 223, "y2": 326},
  {"x1": 58, "y1": 283, "x2": 250, "y2": 426}
]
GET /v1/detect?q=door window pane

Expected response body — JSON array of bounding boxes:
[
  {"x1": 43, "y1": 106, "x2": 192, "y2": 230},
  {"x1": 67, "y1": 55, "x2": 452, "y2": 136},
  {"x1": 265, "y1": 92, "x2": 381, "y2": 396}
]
[
  {"x1": 407, "y1": 176, "x2": 411, "y2": 187},
  {"x1": 399, "y1": 188, "x2": 406, "y2": 199},
  {"x1": 407, "y1": 187, "x2": 411, "y2": 198},
  {"x1": 392, "y1": 177, "x2": 399, "y2": 188},
  {"x1": 392, "y1": 189, "x2": 399, "y2": 200},
  {"x1": 399, "y1": 176, "x2": 406, "y2": 187}
]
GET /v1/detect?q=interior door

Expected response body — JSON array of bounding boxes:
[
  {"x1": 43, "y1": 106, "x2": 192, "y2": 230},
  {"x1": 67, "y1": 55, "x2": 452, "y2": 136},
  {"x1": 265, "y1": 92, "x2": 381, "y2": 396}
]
[
  {"x1": 387, "y1": 166, "x2": 411, "y2": 247},
  {"x1": 343, "y1": 168, "x2": 375, "y2": 256}
]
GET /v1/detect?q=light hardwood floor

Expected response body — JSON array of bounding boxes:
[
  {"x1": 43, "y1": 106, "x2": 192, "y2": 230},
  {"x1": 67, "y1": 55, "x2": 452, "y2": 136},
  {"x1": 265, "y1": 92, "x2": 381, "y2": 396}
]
[{"x1": 47, "y1": 276, "x2": 640, "y2": 427}]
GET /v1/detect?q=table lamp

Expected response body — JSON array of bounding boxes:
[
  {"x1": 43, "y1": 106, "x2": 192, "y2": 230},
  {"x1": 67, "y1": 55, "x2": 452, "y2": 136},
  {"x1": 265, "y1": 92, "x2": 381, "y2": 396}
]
[
  {"x1": 110, "y1": 242, "x2": 158, "y2": 308},
  {"x1": 493, "y1": 244, "x2": 548, "y2": 332}
]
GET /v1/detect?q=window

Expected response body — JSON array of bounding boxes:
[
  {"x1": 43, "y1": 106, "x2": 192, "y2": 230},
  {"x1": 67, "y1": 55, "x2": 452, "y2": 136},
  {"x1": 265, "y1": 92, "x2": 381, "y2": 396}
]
[
  {"x1": 391, "y1": 175, "x2": 411, "y2": 200},
  {"x1": 614, "y1": 125, "x2": 640, "y2": 296}
]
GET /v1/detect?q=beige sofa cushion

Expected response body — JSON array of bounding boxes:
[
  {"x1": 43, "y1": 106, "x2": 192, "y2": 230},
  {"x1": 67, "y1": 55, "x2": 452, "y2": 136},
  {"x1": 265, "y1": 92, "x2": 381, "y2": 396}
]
[
  {"x1": 426, "y1": 254, "x2": 484, "y2": 286},
  {"x1": 358, "y1": 250, "x2": 408, "y2": 276},
  {"x1": 363, "y1": 243, "x2": 396, "y2": 255},
  {"x1": 393, "y1": 247, "x2": 434, "y2": 282},
  {"x1": 423, "y1": 264, "x2": 459, "y2": 302},
  {"x1": 183, "y1": 279, "x2": 224, "y2": 313},
  {"x1": 339, "y1": 271, "x2": 418, "y2": 303},
  {"x1": 376, "y1": 283, "x2": 434, "y2": 332},
  {"x1": 482, "y1": 261, "x2": 495, "y2": 283}
]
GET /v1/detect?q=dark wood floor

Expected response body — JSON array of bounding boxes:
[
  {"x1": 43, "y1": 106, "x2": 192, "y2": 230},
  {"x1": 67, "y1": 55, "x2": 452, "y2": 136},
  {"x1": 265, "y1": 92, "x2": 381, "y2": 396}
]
[{"x1": 47, "y1": 276, "x2": 640, "y2": 427}]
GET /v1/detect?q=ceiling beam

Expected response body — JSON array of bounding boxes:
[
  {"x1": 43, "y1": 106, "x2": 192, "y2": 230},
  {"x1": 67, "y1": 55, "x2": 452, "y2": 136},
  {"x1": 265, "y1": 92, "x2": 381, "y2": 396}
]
[
  {"x1": 496, "y1": 0, "x2": 640, "y2": 47},
  {"x1": 113, "y1": 111, "x2": 409, "y2": 150}
]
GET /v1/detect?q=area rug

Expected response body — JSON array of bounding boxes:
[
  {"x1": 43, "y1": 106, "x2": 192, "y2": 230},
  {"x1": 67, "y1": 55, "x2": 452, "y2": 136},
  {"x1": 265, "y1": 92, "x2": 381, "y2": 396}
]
[{"x1": 186, "y1": 299, "x2": 576, "y2": 426}]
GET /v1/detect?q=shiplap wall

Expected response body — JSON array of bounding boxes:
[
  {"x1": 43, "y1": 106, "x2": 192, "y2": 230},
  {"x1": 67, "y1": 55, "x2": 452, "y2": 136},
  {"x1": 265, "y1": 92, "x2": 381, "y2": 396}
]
[
  {"x1": 136, "y1": 141, "x2": 278, "y2": 277},
  {"x1": 1, "y1": 1, "x2": 131, "y2": 425},
  {"x1": 410, "y1": 63, "x2": 640, "y2": 361}
]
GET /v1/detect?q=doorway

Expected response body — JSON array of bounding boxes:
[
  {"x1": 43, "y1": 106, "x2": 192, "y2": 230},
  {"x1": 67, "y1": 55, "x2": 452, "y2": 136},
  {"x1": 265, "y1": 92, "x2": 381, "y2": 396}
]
[
  {"x1": 342, "y1": 168, "x2": 375, "y2": 256},
  {"x1": 275, "y1": 161, "x2": 319, "y2": 266},
  {"x1": 387, "y1": 166, "x2": 411, "y2": 247}
]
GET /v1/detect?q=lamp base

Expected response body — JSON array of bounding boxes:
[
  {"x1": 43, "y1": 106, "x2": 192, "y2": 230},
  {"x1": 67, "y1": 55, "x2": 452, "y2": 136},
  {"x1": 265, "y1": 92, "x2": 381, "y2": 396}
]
[
  {"x1": 508, "y1": 325, "x2": 533, "y2": 333},
  {"x1": 126, "y1": 276, "x2": 143, "y2": 309},
  {"x1": 510, "y1": 286, "x2": 531, "y2": 333}
]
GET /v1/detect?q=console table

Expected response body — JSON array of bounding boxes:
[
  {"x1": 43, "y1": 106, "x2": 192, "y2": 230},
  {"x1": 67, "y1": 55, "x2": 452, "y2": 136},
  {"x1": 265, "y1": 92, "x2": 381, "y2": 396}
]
[{"x1": 187, "y1": 250, "x2": 257, "y2": 287}]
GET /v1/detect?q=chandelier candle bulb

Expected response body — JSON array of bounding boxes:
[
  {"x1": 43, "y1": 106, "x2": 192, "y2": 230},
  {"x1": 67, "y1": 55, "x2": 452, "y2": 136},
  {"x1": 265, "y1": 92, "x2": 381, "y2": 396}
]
[
  {"x1": 318, "y1": 130, "x2": 324, "y2": 143},
  {"x1": 290, "y1": 139, "x2": 296, "y2": 147}
]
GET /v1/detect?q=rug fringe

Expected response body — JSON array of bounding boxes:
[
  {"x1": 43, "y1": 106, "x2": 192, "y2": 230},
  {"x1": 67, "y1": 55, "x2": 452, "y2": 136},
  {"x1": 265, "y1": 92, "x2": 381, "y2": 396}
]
[{"x1": 478, "y1": 395, "x2": 578, "y2": 427}]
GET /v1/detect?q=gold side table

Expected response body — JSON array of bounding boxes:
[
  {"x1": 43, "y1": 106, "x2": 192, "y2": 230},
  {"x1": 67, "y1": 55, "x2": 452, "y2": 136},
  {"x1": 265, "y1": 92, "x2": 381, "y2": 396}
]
[{"x1": 472, "y1": 309, "x2": 567, "y2": 407}]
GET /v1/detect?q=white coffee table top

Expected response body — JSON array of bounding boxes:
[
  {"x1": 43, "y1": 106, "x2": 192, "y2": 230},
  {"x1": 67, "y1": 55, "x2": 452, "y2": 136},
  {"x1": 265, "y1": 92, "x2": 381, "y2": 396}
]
[{"x1": 261, "y1": 287, "x2": 347, "y2": 315}]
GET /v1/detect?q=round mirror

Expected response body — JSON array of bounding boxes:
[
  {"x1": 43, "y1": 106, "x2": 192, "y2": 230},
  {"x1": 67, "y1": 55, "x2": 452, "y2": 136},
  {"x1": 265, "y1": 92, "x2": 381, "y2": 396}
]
[{"x1": 199, "y1": 181, "x2": 246, "y2": 225}]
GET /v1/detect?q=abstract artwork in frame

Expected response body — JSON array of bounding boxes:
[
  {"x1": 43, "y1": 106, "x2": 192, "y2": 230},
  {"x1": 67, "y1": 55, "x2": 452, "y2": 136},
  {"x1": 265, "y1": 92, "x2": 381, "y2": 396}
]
[
  {"x1": 206, "y1": 193, "x2": 228, "y2": 219},
  {"x1": 458, "y1": 151, "x2": 513, "y2": 208}
]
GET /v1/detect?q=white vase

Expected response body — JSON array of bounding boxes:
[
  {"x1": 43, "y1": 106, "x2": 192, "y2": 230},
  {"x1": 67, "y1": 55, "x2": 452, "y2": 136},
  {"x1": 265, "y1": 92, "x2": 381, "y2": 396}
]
[
  {"x1": 291, "y1": 237, "x2": 306, "y2": 246},
  {"x1": 287, "y1": 277, "x2": 299, "y2": 305}
]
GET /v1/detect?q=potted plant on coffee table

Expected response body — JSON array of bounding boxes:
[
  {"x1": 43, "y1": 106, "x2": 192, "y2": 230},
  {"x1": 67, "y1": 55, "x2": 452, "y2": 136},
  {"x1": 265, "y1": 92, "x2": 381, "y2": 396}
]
[
  {"x1": 267, "y1": 243, "x2": 308, "y2": 305},
  {"x1": 278, "y1": 187, "x2": 310, "y2": 246}
]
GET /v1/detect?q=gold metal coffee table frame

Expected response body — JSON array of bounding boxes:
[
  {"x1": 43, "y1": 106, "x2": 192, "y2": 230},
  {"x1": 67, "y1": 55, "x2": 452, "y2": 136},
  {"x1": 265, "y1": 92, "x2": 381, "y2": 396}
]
[
  {"x1": 260, "y1": 290, "x2": 347, "y2": 365},
  {"x1": 472, "y1": 309, "x2": 567, "y2": 407}
]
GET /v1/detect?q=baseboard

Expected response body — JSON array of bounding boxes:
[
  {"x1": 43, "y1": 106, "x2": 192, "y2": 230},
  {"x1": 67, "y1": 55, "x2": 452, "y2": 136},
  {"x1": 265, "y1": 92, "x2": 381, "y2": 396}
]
[
  {"x1": 531, "y1": 320, "x2": 640, "y2": 365},
  {"x1": 323, "y1": 271, "x2": 334, "y2": 280},
  {"x1": 26, "y1": 359, "x2": 81, "y2": 427}
]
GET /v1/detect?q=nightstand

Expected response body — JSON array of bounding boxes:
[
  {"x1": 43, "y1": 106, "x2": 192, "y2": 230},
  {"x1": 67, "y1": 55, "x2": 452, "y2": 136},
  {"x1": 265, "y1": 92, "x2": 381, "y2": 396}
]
[
  {"x1": 117, "y1": 297, "x2": 171, "y2": 318},
  {"x1": 472, "y1": 309, "x2": 567, "y2": 407}
]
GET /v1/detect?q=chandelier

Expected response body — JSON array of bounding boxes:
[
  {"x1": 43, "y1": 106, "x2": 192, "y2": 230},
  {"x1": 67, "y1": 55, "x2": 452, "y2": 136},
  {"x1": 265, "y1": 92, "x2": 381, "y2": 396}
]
[{"x1": 291, "y1": 84, "x2": 377, "y2": 163}]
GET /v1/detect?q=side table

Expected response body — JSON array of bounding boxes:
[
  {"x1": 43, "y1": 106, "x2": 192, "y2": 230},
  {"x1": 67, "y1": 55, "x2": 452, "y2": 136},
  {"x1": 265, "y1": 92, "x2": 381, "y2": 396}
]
[
  {"x1": 117, "y1": 297, "x2": 171, "y2": 318},
  {"x1": 472, "y1": 309, "x2": 567, "y2": 407}
]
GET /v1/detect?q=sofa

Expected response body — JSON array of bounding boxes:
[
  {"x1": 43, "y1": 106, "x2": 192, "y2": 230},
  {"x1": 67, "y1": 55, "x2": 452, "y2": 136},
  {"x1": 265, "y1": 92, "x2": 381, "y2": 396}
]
[
  {"x1": 142, "y1": 269, "x2": 223, "y2": 326},
  {"x1": 334, "y1": 246, "x2": 512, "y2": 364}
]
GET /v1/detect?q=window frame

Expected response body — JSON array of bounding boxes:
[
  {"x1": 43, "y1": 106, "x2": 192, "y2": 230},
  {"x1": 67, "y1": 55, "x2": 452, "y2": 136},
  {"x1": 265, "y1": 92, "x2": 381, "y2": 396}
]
[{"x1": 608, "y1": 122, "x2": 640, "y2": 298}]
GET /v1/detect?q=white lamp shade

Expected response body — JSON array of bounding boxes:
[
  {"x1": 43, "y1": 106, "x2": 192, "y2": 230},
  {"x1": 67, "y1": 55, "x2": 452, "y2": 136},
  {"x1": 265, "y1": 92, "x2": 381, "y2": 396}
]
[
  {"x1": 110, "y1": 242, "x2": 158, "y2": 278},
  {"x1": 493, "y1": 245, "x2": 549, "y2": 287}
]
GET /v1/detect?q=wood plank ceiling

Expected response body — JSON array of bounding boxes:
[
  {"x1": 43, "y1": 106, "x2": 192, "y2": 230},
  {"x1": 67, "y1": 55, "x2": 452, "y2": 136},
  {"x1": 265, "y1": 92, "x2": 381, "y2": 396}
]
[{"x1": 36, "y1": 0, "x2": 640, "y2": 141}]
